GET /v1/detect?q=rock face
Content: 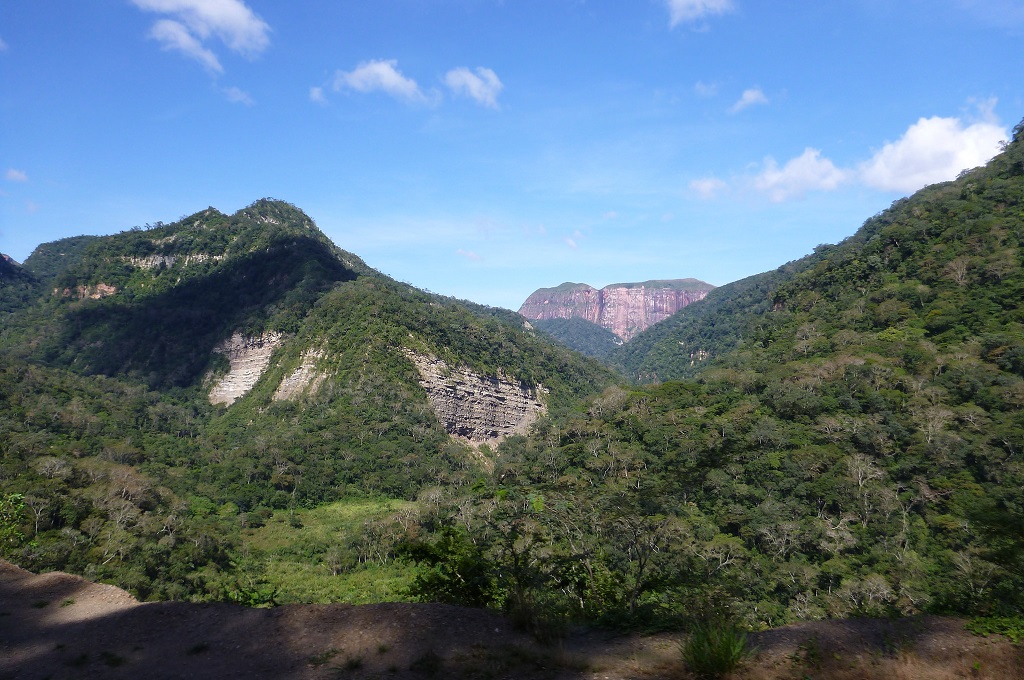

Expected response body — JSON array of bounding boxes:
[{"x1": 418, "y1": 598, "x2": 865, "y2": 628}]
[
  {"x1": 273, "y1": 347, "x2": 326, "y2": 401},
  {"x1": 405, "y1": 351, "x2": 547, "y2": 447},
  {"x1": 518, "y1": 279, "x2": 715, "y2": 342},
  {"x1": 208, "y1": 332, "x2": 284, "y2": 405}
]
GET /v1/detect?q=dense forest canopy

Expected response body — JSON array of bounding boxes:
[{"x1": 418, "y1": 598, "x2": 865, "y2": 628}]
[{"x1": 1, "y1": 123, "x2": 1023, "y2": 636}]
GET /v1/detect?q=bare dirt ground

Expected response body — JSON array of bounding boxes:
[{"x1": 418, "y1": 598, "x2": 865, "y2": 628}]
[{"x1": 2, "y1": 560, "x2": 1022, "y2": 679}]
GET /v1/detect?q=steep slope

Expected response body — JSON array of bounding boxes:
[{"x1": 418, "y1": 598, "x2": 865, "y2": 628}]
[
  {"x1": 0, "y1": 199, "x2": 615, "y2": 601},
  {"x1": 519, "y1": 278, "x2": 714, "y2": 343},
  {"x1": 532, "y1": 316, "x2": 623, "y2": 360},
  {"x1": 0, "y1": 255, "x2": 39, "y2": 317},
  {"x1": 22, "y1": 235, "x2": 99, "y2": 288}
]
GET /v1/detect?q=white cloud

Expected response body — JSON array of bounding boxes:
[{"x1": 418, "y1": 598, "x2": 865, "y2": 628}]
[
  {"x1": 5, "y1": 169, "x2": 28, "y2": 182},
  {"x1": 564, "y1": 237, "x2": 578, "y2": 249},
  {"x1": 334, "y1": 59, "x2": 427, "y2": 103},
  {"x1": 666, "y1": 0, "x2": 735, "y2": 27},
  {"x1": 859, "y1": 115, "x2": 1006, "y2": 192},
  {"x1": 444, "y1": 67, "x2": 503, "y2": 109},
  {"x1": 690, "y1": 177, "x2": 726, "y2": 199},
  {"x1": 755, "y1": 148, "x2": 848, "y2": 202},
  {"x1": 729, "y1": 87, "x2": 768, "y2": 113},
  {"x1": 309, "y1": 86, "x2": 326, "y2": 105},
  {"x1": 456, "y1": 249, "x2": 481, "y2": 261},
  {"x1": 0, "y1": 37, "x2": 8, "y2": 52},
  {"x1": 149, "y1": 18, "x2": 224, "y2": 73},
  {"x1": 223, "y1": 85, "x2": 254, "y2": 105},
  {"x1": 132, "y1": 0, "x2": 269, "y2": 55},
  {"x1": 133, "y1": 0, "x2": 269, "y2": 73}
]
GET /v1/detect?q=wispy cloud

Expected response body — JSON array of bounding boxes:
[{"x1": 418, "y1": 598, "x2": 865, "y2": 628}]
[
  {"x1": 149, "y1": 18, "x2": 223, "y2": 72},
  {"x1": 859, "y1": 114, "x2": 1005, "y2": 192},
  {"x1": 333, "y1": 59, "x2": 428, "y2": 103},
  {"x1": 666, "y1": 0, "x2": 735, "y2": 28},
  {"x1": 0, "y1": 37, "x2": 8, "y2": 52},
  {"x1": 223, "y1": 86, "x2": 254, "y2": 105},
  {"x1": 694, "y1": 80, "x2": 719, "y2": 98},
  {"x1": 132, "y1": 0, "x2": 270, "y2": 73},
  {"x1": 690, "y1": 177, "x2": 726, "y2": 199},
  {"x1": 5, "y1": 169, "x2": 28, "y2": 182},
  {"x1": 729, "y1": 87, "x2": 768, "y2": 113},
  {"x1": 309, "y1": 86, "x2": 326, "y2": 105},
  {"x1": 456, "y1": 249, "x2": 482, "y2": 261},
  {"x1": 755, "y1": 149, "x2": 848, "y2": 202},
  {"x1": 444, "y1": 67, "x2": 503, "y2": 109}
]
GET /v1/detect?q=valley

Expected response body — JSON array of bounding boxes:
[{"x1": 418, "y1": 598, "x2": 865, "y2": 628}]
[{"x1": 2, "y1": 122, "x2": 1024, "y2": 677}]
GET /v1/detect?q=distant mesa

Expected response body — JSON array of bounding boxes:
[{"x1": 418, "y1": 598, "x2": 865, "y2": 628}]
[{"x1": 518, "y1": 278, "x2": 715, "y2": 342}]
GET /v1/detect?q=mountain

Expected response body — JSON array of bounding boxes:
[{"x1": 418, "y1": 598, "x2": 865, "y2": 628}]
[
  {"x1": 0, "y1": 198, "x2": 615, "y2": 600},
  {"x1": 0, "y1": 254, "x2": 39, "y2": 317},
  {"x1": 399, "y1": 119, "x2": 1024, "y2": 631},
  {"x1": 518, "y1": 278, "x2": 714, "y2": 343},
  {"x1": 530, "y1": 316, "x2": 623, "y2": 360}
]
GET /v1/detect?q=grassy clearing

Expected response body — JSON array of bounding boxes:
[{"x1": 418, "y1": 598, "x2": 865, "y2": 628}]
[{"x1": 244, "y1": 498, "x2": 417, "y2": 604}]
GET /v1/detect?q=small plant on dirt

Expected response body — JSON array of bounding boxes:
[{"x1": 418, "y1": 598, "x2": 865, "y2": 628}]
[
  {"x1": 60, "y1": 598, "x2": 75, "y2": 607},
  {"x1": 337, "y1": 654, "x2": 363, "y2": 672},
  {"x1": 377, "y1": 643, "x2": 391, "y2": 654},
  {"x1": 31, "y1": 600, "x2": 49, "y2": 608},
  {"x1": 309, "y1": 648, "x2": 339, "y2": 666},
  {"x1": 680, "y1": 618, "x2": 753, "y2": 679},
  {"x1": 792, "y1": 636, "x2": 821, "y2": 670}
]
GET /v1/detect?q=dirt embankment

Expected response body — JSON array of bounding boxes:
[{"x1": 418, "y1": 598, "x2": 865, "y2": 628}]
[{"x1": 2, "y1": 560, "x2": 1021, "y2": 679}]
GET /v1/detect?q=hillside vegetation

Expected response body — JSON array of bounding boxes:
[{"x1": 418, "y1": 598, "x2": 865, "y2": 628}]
[
  {"x1": 0, "y1": 199, "x2": 613, "y2": 601},
  {"x1": 395, "y1": 120, "x2": 1024, "y2": 632},
  {"x1": 1, "y1": 122, "x2": 1023, "y2": 644}
]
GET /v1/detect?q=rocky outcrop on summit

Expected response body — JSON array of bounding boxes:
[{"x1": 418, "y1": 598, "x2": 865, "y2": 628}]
[
  {"x1": 518, "y1": 279, "x2": 714, "y2": 342},
  {"x1": 405, "y1": 351, "x2": 547, "y2": 448}
]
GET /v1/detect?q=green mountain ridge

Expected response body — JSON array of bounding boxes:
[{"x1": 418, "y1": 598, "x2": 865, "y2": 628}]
[
  {"x1": 0, "y1": 198, "x2": 615, "y2": 600},
  {"x1": 2, "y1": 123, "x2": 1024, "y2": 632},
  {"x1": 394, "y1": 119, "x2": 1024, "y2": 630}
]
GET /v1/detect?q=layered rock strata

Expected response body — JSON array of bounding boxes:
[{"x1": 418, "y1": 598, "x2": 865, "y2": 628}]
[
  {"x1": 405, "y1": 350, "x2": 546, "y2": 447},
  {"x1": 518, "y1": 279, "x2": 714, "y2": 342},
  {"x1": 208, "y1": 332, "x2": 284, "y2": 405},
  {"x1": 273, "y1": 348, "x2": 326, "y2": 401}
]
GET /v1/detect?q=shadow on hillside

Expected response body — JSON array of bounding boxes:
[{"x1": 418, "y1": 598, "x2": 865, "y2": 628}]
[{"x1": 43, "y1": 236, "x2": 359, "y2": 389}]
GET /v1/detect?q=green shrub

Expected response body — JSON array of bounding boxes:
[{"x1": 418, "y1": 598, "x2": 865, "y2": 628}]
[
  {"x1": 966, "y1": 616, "x2": 1024, "y2": 644},
  {"x1": 680, "y1": 619, "x2": 752, "y2": 679}
]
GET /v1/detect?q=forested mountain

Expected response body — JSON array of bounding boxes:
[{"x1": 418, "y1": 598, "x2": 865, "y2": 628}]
[
  {"x1": 397, "y1": 120, "x2": 1024, "y2": 632},
  {"x1": 2, "y1": 124, "x2": 1023, "y2": 639},
  {"x1": 531, "y1": 317, "x2": 623, "y2": 360},
  {"x1": 0, "y1": 199, "x2": 614, "y2": 600},
  {"x1": 0, "y1": 255, "x2": 39, "y2": 317}
]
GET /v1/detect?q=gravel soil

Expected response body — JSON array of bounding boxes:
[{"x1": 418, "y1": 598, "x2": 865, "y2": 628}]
[{"x1": 2, "y1": 560, "x2": 1022, "y2": 679}]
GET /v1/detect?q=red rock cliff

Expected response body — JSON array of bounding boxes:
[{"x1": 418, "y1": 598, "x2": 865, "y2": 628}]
[{"x1": 518, "y1": 279, "x2": 714, "y2": 342}]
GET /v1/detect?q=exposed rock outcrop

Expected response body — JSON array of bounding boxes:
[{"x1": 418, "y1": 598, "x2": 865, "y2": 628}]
[
  {"x1": 405, "y1": 350, "x2": 546, "y2": 448},
  {"x1": 208, "y1": 332, "x2": 284, "y2": 405},
  {"x1": 55, "y1": 283, "x2": 118, "y2": 300},
  {"x1": 518, "y1": 279, "x2": 714, "y2": 342},
  {"x1": 273, "y1": 347, "x2": 326, "y2": 401}
]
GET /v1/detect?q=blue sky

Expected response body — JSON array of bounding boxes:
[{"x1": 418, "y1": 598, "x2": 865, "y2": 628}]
[{"x1": 2, "y1": 1, "x2": 1022, "y2": 310}]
